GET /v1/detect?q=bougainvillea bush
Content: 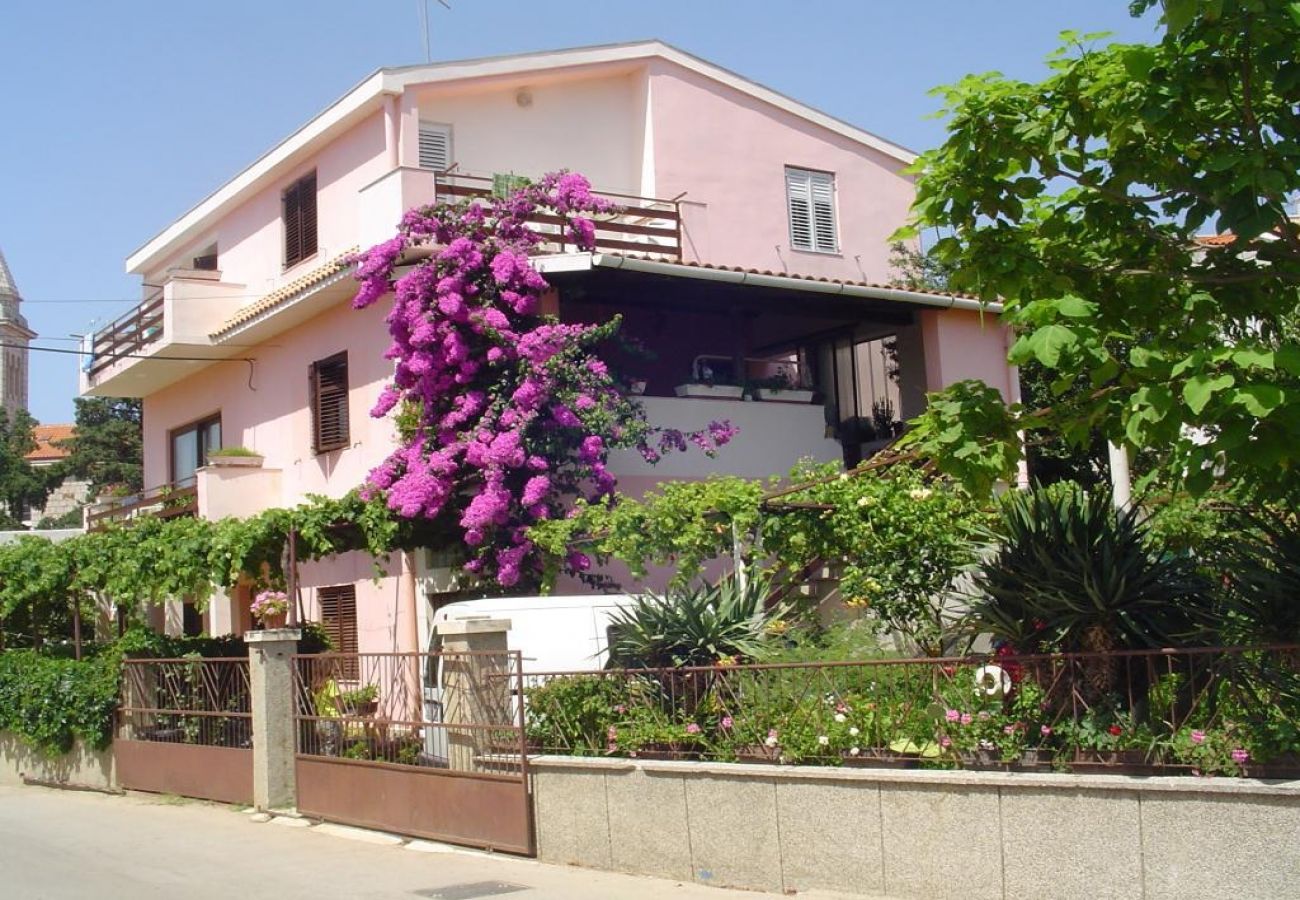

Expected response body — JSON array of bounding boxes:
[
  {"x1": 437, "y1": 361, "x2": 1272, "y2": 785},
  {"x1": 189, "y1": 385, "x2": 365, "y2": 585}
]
[{"x1": 352, "y1": 172, "x2": 734, "y2": 586}]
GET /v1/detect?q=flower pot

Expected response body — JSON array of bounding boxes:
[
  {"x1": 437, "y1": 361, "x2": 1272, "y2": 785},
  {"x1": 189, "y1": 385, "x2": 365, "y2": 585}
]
[
  {"x1": 256, "y1": 611, "x2": 288, "y2": 630},
  {"x1": 629, "y1": 380, "x2": 647, "y2": 395},
  {"x1": 1014, "y1": 749, "x2": 1053, "y2": 772},
  {"x1": 961, "y1": 749, "x2": 1007, "y2": 770},
  {"x1": 753, "y1": 388, "x2": 815, "y2": 403},
  {"x1": 674, "y1": 383, "x2": 745, "y2": 400},
  {"x1": 207, "y1": 454, "x2": 265, "y2": 468},
  {"x1": 843, "y1": 749, "x2": 918, "y2": 769}
]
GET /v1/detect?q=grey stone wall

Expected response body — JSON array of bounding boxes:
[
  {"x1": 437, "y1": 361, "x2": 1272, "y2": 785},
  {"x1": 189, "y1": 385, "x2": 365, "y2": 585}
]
[{"x1": 532, "y1": 756, "x2": 1300, "y2": 900}]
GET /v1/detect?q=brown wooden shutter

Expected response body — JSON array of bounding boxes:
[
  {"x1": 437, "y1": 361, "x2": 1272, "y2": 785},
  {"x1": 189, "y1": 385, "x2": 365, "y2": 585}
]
[
  {"x1": 309, "y1": 351, "x2": 349, "y2": 453},
  {"x1": 318, "y1": 585, "x2": 358, "y2": 679},
  {"x1": 283, "y1": 171, "x2": 317, "y2": 267}
]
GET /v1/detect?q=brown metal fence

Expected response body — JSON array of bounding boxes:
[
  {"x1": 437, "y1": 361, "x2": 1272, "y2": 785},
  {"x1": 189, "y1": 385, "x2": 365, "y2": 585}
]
[
  {"x1": 523, "y1": 645, "x2": 1300, "y2": 777},
  {"x1": 292, "y1": 651, "x2": 532, "y2": 855},
  {"x1": 115, "y1": 657, "x2": 254, "y2": 804}
]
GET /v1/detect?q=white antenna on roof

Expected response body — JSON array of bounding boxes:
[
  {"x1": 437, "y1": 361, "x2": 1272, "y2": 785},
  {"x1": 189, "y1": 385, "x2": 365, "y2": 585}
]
[{"x1": 418, "y1": 0, "x2": 452, "y2": 64}]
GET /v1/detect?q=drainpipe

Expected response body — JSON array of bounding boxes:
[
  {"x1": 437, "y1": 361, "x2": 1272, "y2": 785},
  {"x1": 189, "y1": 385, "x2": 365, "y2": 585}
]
[{"x1": 1108, "y1": 442, "x2": 1133, "y2": 510}]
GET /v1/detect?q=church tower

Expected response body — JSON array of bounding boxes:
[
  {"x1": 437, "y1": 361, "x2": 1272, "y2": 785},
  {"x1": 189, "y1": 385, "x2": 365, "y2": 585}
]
[{"x1": 0, "y1": 248, "x2": 35, "y2": 421}]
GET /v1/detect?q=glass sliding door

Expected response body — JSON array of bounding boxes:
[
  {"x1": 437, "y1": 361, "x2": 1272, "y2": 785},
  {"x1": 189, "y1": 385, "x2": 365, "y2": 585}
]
[{"x1": 170, "y1": 415, "x2": 221, "y2": 485}]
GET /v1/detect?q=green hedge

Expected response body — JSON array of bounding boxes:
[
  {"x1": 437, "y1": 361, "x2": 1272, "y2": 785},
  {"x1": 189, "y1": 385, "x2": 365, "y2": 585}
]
[{"x1": 0, "y1": 650, "x2": 121, "y2": 754}]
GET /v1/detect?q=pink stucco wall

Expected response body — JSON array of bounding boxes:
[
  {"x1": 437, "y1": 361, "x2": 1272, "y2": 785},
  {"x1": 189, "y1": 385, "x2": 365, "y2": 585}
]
[
  {"x1": 143, "y1": 111, "x2": 390, "y2": 296},
  {"x1": 920, "y1": 309, "x2": 1017, "y2": 400},
  {"x1": 647, "y1": 60, "x2": 915, "y2": 283}
]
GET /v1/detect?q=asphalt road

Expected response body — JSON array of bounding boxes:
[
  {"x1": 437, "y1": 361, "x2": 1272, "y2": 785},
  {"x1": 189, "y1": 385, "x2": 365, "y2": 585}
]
[{"x1": 0, "y1": 785, "x2": 865, "y2": 900}]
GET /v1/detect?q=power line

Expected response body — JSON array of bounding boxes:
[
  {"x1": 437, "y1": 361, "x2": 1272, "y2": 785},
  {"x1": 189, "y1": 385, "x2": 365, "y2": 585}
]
[{"x1": 0, "y1": 342, "x2": 255, "y2": 366}]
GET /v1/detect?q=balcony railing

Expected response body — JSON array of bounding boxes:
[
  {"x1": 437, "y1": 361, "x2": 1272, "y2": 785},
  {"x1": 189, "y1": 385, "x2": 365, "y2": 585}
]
[
  {"x1": 87, "y1": 290, "x2": 164, "y2": 376},
  {"x1": 86, "y1": 479, "x2": 198, "y2": 531},
  {"x1": 435, "y1": 172, "x2": 682, "y2": 261}
]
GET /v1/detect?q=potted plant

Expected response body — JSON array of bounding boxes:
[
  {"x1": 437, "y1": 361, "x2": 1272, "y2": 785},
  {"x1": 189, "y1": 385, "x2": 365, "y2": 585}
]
[
  {"x1": 251, "y1": 589, "x2": 289, "y2": 629},
  {"x1": 338, "y1": 684, "x2": 380, "y2": 718},
  {"x1": 206, "y1": 446, "x2": 265, "y2": 468},
  {"x1": 750, "y1": 370, "x2": 815, "y2": 403}
]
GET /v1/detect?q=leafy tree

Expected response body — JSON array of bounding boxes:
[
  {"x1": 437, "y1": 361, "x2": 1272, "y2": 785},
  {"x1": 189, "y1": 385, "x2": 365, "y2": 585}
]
[
  {"x1": 896, "y1": 0, "x2": 1300, "y2": 499},
  {"x1": 59, "y1": 397, "x2": 143, "y2": 492},
  {"x1": 0, "y1": 409, "x2": 54, "y2": 527}
]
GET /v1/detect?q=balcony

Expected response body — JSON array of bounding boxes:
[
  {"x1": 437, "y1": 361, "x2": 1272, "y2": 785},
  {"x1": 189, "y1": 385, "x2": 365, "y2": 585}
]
[
  {"x1": 358, "y1": 168, "x2": 682, "y2": 262},
  {"x1": 80, "y1": 268, "x2": 255, "y2": 398},
  {"x1": 86, "y1": 480, "x2": 198, "y2": 531}
]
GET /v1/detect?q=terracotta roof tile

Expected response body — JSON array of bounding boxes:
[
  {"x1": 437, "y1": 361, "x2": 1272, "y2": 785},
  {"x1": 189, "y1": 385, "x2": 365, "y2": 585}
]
[
  {"x1": 1195, "y1": 233, "x2": 1237, "y2": 247},
  {"x1": 26, "y1": 424, "x2": 75, "y2": 462},
  {"x1": 212, "y1": 248, "x2": 359, "y2": 337}
]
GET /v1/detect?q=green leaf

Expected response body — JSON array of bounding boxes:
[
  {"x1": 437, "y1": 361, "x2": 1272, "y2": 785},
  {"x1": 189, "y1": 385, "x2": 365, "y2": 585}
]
[
  {"x1": 1231, "y1": 349, "x2": 1275, "y2": 370},
  {"x1": 1054, "y1": 295, "x2": 1096, "y2": 319},
  {"x1": 1025, "y1": 324, "x2": 1078, "y2": 368},
  {"x1": 1183, "y1": 374, "x2": 1235, "y2": 415},
  {"x1": 1232, "y1": 385, "x2": 1286, "y2": 417}
]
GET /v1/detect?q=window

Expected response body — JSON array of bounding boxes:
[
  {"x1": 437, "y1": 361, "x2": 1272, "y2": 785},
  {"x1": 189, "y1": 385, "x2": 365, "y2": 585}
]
[
  {"x1": 309, "y1": 351, "x2": 349, "y2": 453},
  {"x1": 170, "y1": 415, "x2": 221, "y2": 483},
  {"x1": 282, "y1": 171, "x2": 318, "y2": 268},
  {"x1": 192, "y1": 243, "x2": 218, "y2": 271},
  {"x1": 318, "y1": 585, "x2": 358, "y2": 677},
  {"x1": 418, "y1": 122, "x2": 452, "y2": 172},
  {"x1": 785, "y1": 167, "x2": 838, "y2": 253}
]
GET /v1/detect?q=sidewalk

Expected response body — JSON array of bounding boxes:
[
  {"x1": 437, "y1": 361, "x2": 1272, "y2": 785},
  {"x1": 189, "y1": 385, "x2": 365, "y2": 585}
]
[{"x1": 0, "y1": 785, "x2": 879, "y2": 899}]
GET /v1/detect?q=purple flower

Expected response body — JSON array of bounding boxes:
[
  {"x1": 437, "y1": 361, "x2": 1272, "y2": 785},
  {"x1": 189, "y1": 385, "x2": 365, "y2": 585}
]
[
  {"x1": 720, "y1": 715, "x2": 733, "y2": 730},
  {"x1": 1191, "y1": 730, "x2": 1206, "y2": 745},
  {"x1": 945, "y1": 709, "x2": 960, "y2": 722},
  {"x1": 1232, "y1": 748, "x2": 1249, "y2": 764},
  {"x1": 960, "y1": 713, "x2": 973, "y2": 726},
  {"x1": 685, "y1": 723, "x2": 701, "y2": 735}
]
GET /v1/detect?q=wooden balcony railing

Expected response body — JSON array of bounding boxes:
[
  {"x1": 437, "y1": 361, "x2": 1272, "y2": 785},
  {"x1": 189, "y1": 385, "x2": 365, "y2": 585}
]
[
  {"x1": 87, "y1": 291, "x2": 165, "y2": 377},
  {"x1": 86, "y1": 479, "x2": 198, "y2": 531},
  {"x1": 435, "y1": 173, "x2": 682, "y2": 261}
]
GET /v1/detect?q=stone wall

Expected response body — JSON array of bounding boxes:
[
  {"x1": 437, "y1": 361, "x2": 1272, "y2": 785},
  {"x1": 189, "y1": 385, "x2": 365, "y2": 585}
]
[
  {"x1": 0, "y1": 732, "x2": 115, "y2": 791},
  {"x1": 531, "y1": 756, "x2": 1300, "y2": 900}
]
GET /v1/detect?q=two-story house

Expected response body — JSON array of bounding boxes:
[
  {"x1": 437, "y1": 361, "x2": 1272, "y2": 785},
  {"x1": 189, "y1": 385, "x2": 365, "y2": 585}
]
[{"x1": 79, "y1": 41, "x2": 1017, "y2": 653}]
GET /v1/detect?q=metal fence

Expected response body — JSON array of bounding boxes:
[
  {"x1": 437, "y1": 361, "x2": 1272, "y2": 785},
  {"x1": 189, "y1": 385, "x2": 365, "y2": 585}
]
[
  {"x1": 117, "y1": 656, "x2": 252, "y2": 748},
  {"x1": 293, "y1": 651, "x2": 526, "y2": 776},
  {"x1": 523, "y1": 645, "x2": 1300, "y2": 777}
]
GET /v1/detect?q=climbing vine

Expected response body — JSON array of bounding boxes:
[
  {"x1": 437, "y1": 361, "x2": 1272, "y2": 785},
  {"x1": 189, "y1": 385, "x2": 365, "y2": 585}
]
[{"x1": 352, "y1": 171, "x2": 734, "y2": 586}]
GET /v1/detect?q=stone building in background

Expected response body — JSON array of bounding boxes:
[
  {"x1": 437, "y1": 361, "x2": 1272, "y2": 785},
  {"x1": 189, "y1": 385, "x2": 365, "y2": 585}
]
[{"x1": 0, "y1": 247, "x2": 34, "y2": 420}]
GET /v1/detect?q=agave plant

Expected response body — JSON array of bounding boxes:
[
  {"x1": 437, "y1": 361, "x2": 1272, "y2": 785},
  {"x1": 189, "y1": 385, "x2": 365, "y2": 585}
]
[
  {"x1": 1218, "y1": 508, "x2": 1300, "y2": 647},
  {"x1": 606, "y1": 575, "x2": 788, "y2": 669},
  {"x1": 970, "y1": 484, "x2": 1215, "y2": 665}
]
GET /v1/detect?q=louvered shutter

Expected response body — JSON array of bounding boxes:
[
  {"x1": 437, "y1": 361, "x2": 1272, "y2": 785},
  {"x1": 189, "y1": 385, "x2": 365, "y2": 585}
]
[
  {"x1": 418, "y1": 123, "x2": 452, "y2": 172},
  {"x1": 786, "y1": 169, "x2": 814, "y2": 251},
  {"x1": 309, "y1": 352, "x2": 350, "y2": 453},
  {"x1": 283, "y1": 171, "x2": 318, "y2": 267},
  {"x1": 786, "y1": 168, "x2": 838, "y2": 253},
  {"x1": 318, "y1": 585, "x2": 358, "y2": 678}
]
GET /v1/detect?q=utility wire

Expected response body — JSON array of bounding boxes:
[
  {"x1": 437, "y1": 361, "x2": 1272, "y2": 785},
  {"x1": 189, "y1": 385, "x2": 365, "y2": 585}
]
[{"x1": 0, "y1": 341, "x2": 255, "y2": 366}]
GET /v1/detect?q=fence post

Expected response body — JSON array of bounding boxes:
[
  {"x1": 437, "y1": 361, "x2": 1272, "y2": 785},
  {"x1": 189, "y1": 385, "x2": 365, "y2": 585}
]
[
  {"x1": 435, "y1": 619, "x2": 512, "y2": 772},
  {"x1": 246, "y1": 628, "x2": 301, "y2": 811}
]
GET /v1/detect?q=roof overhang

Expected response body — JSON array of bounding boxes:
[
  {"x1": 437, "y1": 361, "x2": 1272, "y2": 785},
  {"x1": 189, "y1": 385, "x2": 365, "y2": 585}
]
[{"x1": 535, "y1": 253, "x2": 1002, "y2": 314}]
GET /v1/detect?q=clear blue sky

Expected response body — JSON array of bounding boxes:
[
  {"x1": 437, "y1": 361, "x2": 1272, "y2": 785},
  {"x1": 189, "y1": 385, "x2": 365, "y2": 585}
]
[{"x1": 0, "y1": 1, "x2": 1158, "y2": 424}]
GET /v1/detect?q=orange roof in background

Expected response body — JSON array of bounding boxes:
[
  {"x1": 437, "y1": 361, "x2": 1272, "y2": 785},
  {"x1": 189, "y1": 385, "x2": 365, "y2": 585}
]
[
  {"x1": 26, "y1": 424, "x2": 75, "y2": 462},
  {"x1": 1194, "y1": 233, "x2": 1237, "y2": 247}
]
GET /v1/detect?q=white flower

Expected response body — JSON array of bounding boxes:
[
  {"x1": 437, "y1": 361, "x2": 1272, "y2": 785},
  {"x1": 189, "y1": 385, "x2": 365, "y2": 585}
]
[
  {"x1": 849, "y1": 726, "x2": 860, "y2": 737},
  {"x1": 839, "y1": 473, "x2": 850, "y2": 481},
  {"x1": 817, "y1": 735, "x2": 830, "y2": 746},
  {"x1": 834, "y1": 713, "x2": 846, "y2": 723},
  {"x1": 764, "y1": 736, "x2": 779, "y2": 748},
  {"x1": 973, "y1": 664, "x2": 1012, "y2": 697},
  {"x1": 908, "y1": 488, "x2": 933, "y2": 501},
  {"x1": 856, "y1": 496, "x2": 875, "y2": 508},
  {"x1": 849, "y1": 746, "x2": 860, "y2": 756}
]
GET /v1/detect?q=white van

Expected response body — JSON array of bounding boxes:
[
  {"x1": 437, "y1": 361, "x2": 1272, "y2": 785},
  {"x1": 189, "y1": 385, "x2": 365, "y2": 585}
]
[
  {"x1": 427, "y1": 593, "x2": 640, "y2": 672},
  {"x1": 422, "y1": 594, "x2": 640, "y2": 762}
]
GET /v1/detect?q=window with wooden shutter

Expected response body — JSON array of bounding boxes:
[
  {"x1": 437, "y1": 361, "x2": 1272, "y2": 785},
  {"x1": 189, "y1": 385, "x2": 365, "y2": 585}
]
[
  {"x1": 318, "y1": 585, "x2": 358, "y2": 678},
  {"x1": 418, "y1": 122, "x2": 452, "y2": 172},
  {"x1": 785, "y1": 167, "x2": 838, "y2": 253},
  {"x1": 309, "y1": 351, "x2": 349, "y2": 453},
  {"x1": 282, "y1": 171, "x2": 318, "y2": 268}
]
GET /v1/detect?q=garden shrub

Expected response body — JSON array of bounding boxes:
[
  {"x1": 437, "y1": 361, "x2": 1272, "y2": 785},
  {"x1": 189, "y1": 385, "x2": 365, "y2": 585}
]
[{"x1": 0, "y1": 650, "x2": 121, "y2": 754}]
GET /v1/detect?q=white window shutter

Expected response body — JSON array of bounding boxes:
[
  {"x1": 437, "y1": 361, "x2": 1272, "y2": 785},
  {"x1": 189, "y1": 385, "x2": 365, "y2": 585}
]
[
  {"x1": 418, "y1": 122, "x2": 452, "y2": 172},
  {"x1": 786, "y1": 170, "x2": 814, "y2": 251},
  {"x1": 786, "y1": 167, "x2": 838, "y2": 253}
]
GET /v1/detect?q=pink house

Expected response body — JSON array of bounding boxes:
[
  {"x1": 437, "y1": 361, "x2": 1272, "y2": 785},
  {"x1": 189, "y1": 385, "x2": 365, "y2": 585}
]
[{"x1": 79, "y1": 42, "x2": 1016, "y2": 652}]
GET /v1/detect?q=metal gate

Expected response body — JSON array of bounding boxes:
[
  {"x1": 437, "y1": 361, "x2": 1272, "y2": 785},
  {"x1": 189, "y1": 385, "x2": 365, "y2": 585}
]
[
  {"x1": 292, "y1": 651, "x2": 532, "y2": 855},
  {"x1": 116, "y1": 657, "x2": 254, "y2": 805}
]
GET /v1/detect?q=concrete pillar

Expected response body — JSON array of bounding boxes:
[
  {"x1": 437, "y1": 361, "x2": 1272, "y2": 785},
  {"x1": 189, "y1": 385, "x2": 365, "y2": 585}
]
[
  {"x1": 246, "y1": 628, "x2": 301, "y2": 811},
  {"x1": 434, "y1": 619, "x2": 512, "y2": 772}
]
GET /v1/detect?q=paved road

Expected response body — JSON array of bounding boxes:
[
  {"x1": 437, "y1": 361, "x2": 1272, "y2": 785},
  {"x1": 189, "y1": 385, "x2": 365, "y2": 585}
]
[{"x1": 0, "y1": 785, "x2": 863, "y2": 900}]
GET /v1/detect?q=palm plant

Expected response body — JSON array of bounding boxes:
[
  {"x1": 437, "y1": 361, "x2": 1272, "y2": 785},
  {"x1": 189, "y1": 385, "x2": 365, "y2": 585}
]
[
  {"x1": 606, "y1": 575, "x2": 787, "y2": 669},
  {"x1": 970, "y1": 485, "x2": 1214, "y2": 697}
]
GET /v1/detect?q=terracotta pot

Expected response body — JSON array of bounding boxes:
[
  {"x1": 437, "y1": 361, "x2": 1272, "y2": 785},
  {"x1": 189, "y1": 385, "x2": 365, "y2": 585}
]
[{"x1": 257, "y1": 611, "x2": 288, "y2": 630}]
